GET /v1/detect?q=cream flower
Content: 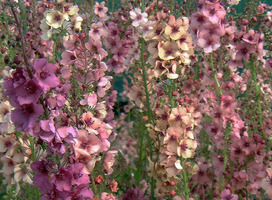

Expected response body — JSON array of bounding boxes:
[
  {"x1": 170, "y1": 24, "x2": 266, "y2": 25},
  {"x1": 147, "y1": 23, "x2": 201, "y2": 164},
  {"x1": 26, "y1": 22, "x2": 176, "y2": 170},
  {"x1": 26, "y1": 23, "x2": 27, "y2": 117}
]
[
  {"x1": 45, "y1": 10, "x2": 65, "y2": 29},
  {"x1": 158, "y1": 41, "x2": 180, "y2": 61}
]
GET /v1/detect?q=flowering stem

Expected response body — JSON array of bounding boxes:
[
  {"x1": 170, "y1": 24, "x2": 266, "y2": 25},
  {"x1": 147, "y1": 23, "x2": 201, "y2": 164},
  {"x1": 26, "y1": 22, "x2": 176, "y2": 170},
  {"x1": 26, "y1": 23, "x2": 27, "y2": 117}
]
[
  {"x1": 168, "y1": 80, "x2": 175, "y2": 108},
  {"x1": 221, "y1": 121, "x2": 231, "y2": 191},
  {"x1": 249, "y1": 57, "x2": 266, "y2": 141},
  {"x1": 90, "y1": 0, "x2": 94, "y2": 22},
  {"x1": 29, "y1": 136, "x2": 36, "y2": 161},
  {"x1": 210, "y1": 52, "x2": 222, "y2": 97},
  {"x1": 180, "y1": 156, "x2": 189, "y2": 200},
  {"x1": 139, "y1": 36, "x2": 156, "y2": 199},
  {"x1": 91, "y1": 174, "x2": 98, "y2": 198},
  {"x1": 140, "y1": 38, "x2": 152, "y2": 122},
  {"x1": 10, "y1": 4, "x2": 33, "y2": 79}
]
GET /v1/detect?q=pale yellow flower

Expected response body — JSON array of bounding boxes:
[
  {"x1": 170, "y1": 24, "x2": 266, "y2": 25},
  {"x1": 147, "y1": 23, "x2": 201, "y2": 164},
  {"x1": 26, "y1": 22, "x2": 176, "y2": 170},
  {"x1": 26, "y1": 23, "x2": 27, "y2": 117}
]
[{"x1": 45, "y1": 10, "x2": 65, "y2": 29}]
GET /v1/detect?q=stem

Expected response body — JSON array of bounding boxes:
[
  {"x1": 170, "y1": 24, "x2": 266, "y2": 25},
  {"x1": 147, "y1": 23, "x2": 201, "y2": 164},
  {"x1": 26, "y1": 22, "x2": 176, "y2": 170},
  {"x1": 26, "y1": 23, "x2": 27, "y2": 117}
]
[
  {"x1": 141, "y1": 0, "x2": 145, "y2": 12},
  {"x1": 168, "y1": 80, "x2": 175, "y2": 108},
  {"x1": 140, "y1": 36, "x2": 156, "y2": 199},
  {"x1": 10, "y1": 4, "x2": 33, "y2": 78},
  {"x1": 29, "y1": 136, "x2": 36, "y2": 161},
  {"x1": 249, "y1": 57, "x2": 266, "y2": 141},
  {"x1": 90, "y1": 0, "x2": 94, "y2": 23},
  {"x1": 180, "y1": 156, "x2": 189, "y2": 200},
  {"x1": 170, "y1": 0, "x2": 175, "y2": 13},
  {"x1": 221, "y1": 121, "x2": 231, "y2": 191},
  {"x1": 140, "y1": 38, "x2": 153, "y2": 122},
  {"x1": 91, "y1": 174, "x2": 98, "y2": 198},
  {"x1": 210, "y1": 52, "x2": 222, "y2": 97}
]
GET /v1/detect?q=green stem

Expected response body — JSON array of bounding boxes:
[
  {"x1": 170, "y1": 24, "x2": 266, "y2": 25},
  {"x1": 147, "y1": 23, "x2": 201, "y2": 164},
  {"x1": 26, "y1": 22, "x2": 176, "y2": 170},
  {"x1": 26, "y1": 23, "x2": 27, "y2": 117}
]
[
  {"x1": 10, "y1": 4, "x2": 33, "y2": 78},
  {"x1": 249, "y1": 57, "x2": 266, "y2": 141},
  {"x1": 141, "y1": 0, "x2": 145, "y2": 12},
  {"x1": 180, "y1": 156, "x2": 189, "y2": 200},
  {"x1": 170, "y1": 0, "x2": 175, "y2": 14},
  {"x1": 221, "y1": 121, "x2": 231, "y2": 191},
  {"x1": 140, "y1": 36, "x2": 156, "y2": 199},
  {"x1": 29, "y1": 136, "x2": 36, "y2": 161},
  {"x1": 90, "y1": 0, "x2": 94, "y2": 22},
  {"x1": 168, "y1": 80, "x2": 175, "y2": 108},
  {"x1": 210, "y1": 52, "x2": 222, "y2": 97},
  {"x1": 140, "y1": 38, "x2": 153, "y2": 122},
  {"x1": 91, "y1": 174, "x2": 98, "y2": 198}
]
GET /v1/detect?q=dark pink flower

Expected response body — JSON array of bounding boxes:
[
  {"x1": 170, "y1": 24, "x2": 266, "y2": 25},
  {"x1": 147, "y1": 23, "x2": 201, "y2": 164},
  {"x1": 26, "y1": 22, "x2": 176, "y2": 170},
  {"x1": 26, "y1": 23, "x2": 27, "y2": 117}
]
[
  {"x1": 67, "y1": 163, "x2": 90, "y2": 186},
  {"x1": 51, "y1": 166, "x2": 73, "y2": 191},
  {"x1": 221, "y1": 189, "x2": 238, "y2": 200},
  {"x1": 36, "y1": 119, "x2": 56, "y2": 142},
  {"x1": 33, "y1": 58, "x2": 60, "y2": 91},
  {"x1": 11, "y1": 103, "x2": 44, "y2": 131},
  {"x1": 68, "y1": 184, "x2": 94, "y2": 200},
  {"x1": 16, "y1": 79, "x2": 43, "y2": 105}
]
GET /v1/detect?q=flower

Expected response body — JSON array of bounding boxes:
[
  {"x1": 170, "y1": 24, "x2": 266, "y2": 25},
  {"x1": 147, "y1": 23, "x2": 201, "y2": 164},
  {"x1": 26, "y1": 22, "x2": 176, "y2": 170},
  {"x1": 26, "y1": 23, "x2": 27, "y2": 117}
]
[
  {"x1": 94, "y1": 1, "x2": 108, "y2": 18},
  {"x1": 45, "y1": 9, "x2": 65, "y2": 29},
  {"x1": 177, "y1": 138, "x2": 197, "y2": 158},
  {"x1": 11, "y1": 103, "x2": 44, "y2": 132},
  {"x1": 73, "y1": 129, "x2": 102, "y2": 158},
  {"x1": 14, "y1": 164, "x2": 32, "y2": 184},
  {"x1": 220, "y1": 189, "x2": 238, "y2": 200},
  {"x1": 33, "y1": 58, "x2": 60, "y2": 91},
  {"x1": 158, "y1": 41, "x2": 180, "y2": 60},
  {"x1": 16, "y1": 79, "x2": 43, "y2": 105},
  {"x1": 103, "y1": 150, "x2": 118, "y2": 175},
  {"x1": 51, "y1": 166, "x2": 73, "y2": 191},
  {"x1": 165, "y1": 15, "x2": 186, "y2": 40},
  {"x1": 130, "y1": 8, "x2": 148, "y2": 27}
]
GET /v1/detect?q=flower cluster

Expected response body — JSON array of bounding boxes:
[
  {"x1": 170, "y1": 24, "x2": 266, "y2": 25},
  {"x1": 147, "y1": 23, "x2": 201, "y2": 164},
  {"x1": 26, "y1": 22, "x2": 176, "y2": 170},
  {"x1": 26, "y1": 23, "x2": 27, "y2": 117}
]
[{"x1": 40, "y1": 1, "x2": 83, "y2": 40}]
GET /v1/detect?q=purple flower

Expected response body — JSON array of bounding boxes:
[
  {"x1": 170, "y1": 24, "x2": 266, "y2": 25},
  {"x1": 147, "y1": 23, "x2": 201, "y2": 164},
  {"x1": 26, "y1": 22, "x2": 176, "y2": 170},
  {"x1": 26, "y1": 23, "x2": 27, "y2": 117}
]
[
  {"x1": 31, "y1": 160, "x2": 52, "y2": 193},
  {"x1": 57, "y1": 126, "x2": 78, "y2": 144},
  {"x1": 36, "y1": 119, "x2": 56, "y2": 142},
  {"x1": 41, "y1": 184, "x2": 69, "y2": 200},
  {"x1": 33, "y1": 58, "x2": 60, "y2": 91},
  {"x1": 16, "y1": 79, "x2": 43, "y2": 105},
  {"x1": 67, "y1": 163, "x2": 90, "y2": 186},
  {"x1": 51, "y1": 167, "x2": 73, "y2": 191},
  {"x1": 11, "y1": 103, "x2": 44, "y2": 131},
  {"x1": 68, "y1": 185, "x2": 94, "y2": 200}
]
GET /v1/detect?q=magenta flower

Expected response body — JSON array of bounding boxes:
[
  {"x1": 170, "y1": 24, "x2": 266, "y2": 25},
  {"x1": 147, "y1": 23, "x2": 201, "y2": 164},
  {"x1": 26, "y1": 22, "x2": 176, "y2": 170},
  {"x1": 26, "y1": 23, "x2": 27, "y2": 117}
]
[
  {"x1": 31, "y1": 160, "x2": 52, "y2": 193},
  {"x1": 11, "y1": 103, "x2": 44, "y2": 132},
  {"x1": 221, "y1": 189, "x2": 238, "y2": 200},
  {"x1": 36, "y1": 119, "x2": 56, "y2": 142},
  {"x1": 68, "y1": 185, "x2": 94, "y2": 200},
  {"x1": 51, "y1": 166, "x2": 73, "y2": 191},
  {"x1": 67, "y1": 163, "x2": 90, "y2": 186},
  {"x1": 16, "y1": 79, "x2": 43, "y2": 105},
  {"x1": 33, "y1": 58, "x2": 60, "y2": 91}
]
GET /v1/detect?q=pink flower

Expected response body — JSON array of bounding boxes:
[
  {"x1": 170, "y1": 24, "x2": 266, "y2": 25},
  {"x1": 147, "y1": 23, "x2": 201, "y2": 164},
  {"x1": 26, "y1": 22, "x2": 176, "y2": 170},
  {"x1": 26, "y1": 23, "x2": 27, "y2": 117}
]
[
  {"x1": 103, "y1": 150, "x2": 118, "y2": 175},
  {"x1": 33, "y1": 58, "x2": 60, "y2": 91},
  {"x1": 220, "y1": 189, "x2": 238, "y2": 200},
  {"x1": 94, "y1": 1, "x2": 108, "y2": 18},
  {"x1": 11, "y1": 103, "x2": 44, "y2": 132}
]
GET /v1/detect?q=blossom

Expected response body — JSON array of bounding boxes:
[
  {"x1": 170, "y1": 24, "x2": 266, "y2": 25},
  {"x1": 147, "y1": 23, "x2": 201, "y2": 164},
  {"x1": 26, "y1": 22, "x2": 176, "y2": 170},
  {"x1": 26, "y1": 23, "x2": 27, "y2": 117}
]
[
  {"x1": 51, "y1": 166, "x2": 73, "y2": 191},
  {"x1": 45, "y1": 10, "x2": 65, "y2": 29},
  {"x1": 73, "y1": 129, "x2": 102, "y2": 158},
  {"x1": 14, "y1": 164, "x2": 32, "y2": 184},
  {"x1": 16, "y1": 79, "x2": 43, "y2": 105},
  {"x1": 158, "y1": 41, "x2": 180, "y2": 60},
  {"x1": 165, "y1": 15, "x2": 186, "y2": 40},
  {"x1": 94, "y1": 1, "x2": 108, "y2": 18},
  {"x1": 220, "y1": 189, "x2": 238, "y2": 200},
  {"x1": 103, "y1": 150, "x2": 118, "y2": 175},
  {"x1": 33, "y1": 58, "x2": 60, "y2": 91},
  {"x1": 11, "y1": 103, "x2": 44, "y2": 132},
  {"x1": 130, "y1": 8, "x2": 148, "y2": 27}
]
